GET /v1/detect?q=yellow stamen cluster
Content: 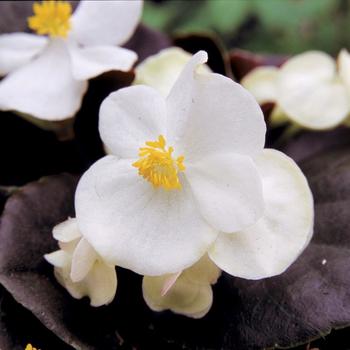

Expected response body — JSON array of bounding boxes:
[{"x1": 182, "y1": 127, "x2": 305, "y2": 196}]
[
  {"x1": 28, "y1": 1, "x2": 72, "y2": 38},
  {"x1": 133, "y1": 135, "x2": 185, "y2": 190},
  {"x1": 25, "y1": 344, "x2": 39, "y2": 350}
]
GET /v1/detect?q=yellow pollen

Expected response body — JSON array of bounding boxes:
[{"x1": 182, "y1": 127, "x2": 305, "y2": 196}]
[
  {"x1": 25, "y1": 344, "x2": 39, "y2": 350},
  {"x1": 28, "y1": 1, "x2": 72, "y2": 38},
  {"x1": 133, "y1": 135, "x2": 185, "y2": 190}
]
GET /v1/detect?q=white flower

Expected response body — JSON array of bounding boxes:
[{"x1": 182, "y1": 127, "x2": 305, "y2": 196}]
[
  {"x1": 242, "y1": 50, "x2": 350, "y2": 130},
  {"x1": 133, "y1": 47, "x2": 211, "y2": 97},
  {"x1": 45, "y1": 218, "x2": 117, "y2": 306},
  {"x1": 0, "y1": 0, "x2": 143, "y2": 121},
  {"x1": 143, "y1": 255, "x2": 221, "y2": 319},
  {"x1": 75, "y1": 50, "x2": 314, "y2": 280}
]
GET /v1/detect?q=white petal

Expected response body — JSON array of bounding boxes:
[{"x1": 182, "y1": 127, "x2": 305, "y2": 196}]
[
  {"x1": 134, "y1": 47, "x2": 211, "y2": 97},
  {"x1": 160, "y1": 254, "x2": 220, "y2": 296},
  {"x1": 44, "y1": 250, "x2": 71, "y2": 268},
  {"x1": 277, "y1": 51, "x2": 336, "y2": 91},
  {"x1": 71, "y1": 0, "x2": 143, "y2": 46},
  {"x1": 241, "y1": 66, "x2": 278, "y2": 104},
  {"x1": 186, "y1": 153, "x2": 264, "y2": 233},
  {"x1": 58, "y1": 239, "x2": 80, "y2": 255},
  {"x1": 0, "y1": 39, "x2": 88, "y2": 121},
  {"x1": 278, "y1": 51, "x2": 336, "y2": 85},
  {"x1": 54, "y1": 261, "x2": 117, "y2": 307},
  {"x1": 99, "y1": 85, "x2": 167, "y2": 158},
  {"x1": 276, "y1": 51, "x2": 349, "y2": 129},
  {"x1": 0, "y1": 33, "x2": 48, "y2": 76},
  {"x1": 209, "y1": 149, "x2": 314, "y2": 279},
  {"x1": 70, "y1": 238, "x2": 97, "y2": 282},
  {"x1": 189, "y1": 302, "x2": 213, "y2": 319},
  {"x1": 278, "y1": 80, "x2": 349, "y2": 130},
  {"x1": 83, "y1": 260, "x2": 117, "y2": 307},
  {"x1": 181, "y1": 254, "x2": 221, "y2": 286},
  {"x1": 167, "y1": 54, "x2": 266, "y2": 160},
  {"x1": 53, "y1": 266, "x2": 84, "y2": 300},
  {"x1": 143, "y1": 274, "x2": 213, "y2": 319},
  {"x1": 69, "y1": 45, "x2": 137, "y2": 80},
  {"x1": 75, "y1": 156, "x2": 217, "y2": 276},
  {"x1": 53, "y1": 217, "x2": 81, "y2": 242},
  {"x1": 166, "y1": 50, "x2": 208, "y2": 145}
]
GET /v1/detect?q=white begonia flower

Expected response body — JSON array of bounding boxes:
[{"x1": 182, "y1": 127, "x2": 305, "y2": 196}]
[
  {"x1": 133, "y1": 47, "x2": 211, "y2": 97},
  {"x1": 241, "y1": 50, "x2": 350, "y2": 130},
  {"x1": 75, "y1": 50, "x2": 266, "y2": 276},
  {"x1": 75, "y1": 50, "x2": 313, "y2": 280},
  {"x1": 143, "y1": 255, "x2": 221, "y2": 319},
  {"x1": 0, "y1": 0, "x2": 143, "y2": 121},
  {"x1": 45, "y1": 218, "x2": 117, "y2": 307}
]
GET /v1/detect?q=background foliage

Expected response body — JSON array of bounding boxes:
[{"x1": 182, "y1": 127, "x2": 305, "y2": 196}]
[{"x1": 143, "y1": 0, "x2": 350, "y2": 55}]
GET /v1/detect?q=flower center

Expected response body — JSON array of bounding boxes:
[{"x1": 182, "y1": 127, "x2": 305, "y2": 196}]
[
  {"x1": 25, "y1": 345, "x2": 38, "y2": 350},
  {"x1": 28, "y1": 1, "x2": 72, "y2": 38},
  {"x1": 133, "y1": 135, "x2": 185, "y2": 190}
]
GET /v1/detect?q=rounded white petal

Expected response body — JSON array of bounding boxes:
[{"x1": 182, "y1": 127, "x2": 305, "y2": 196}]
[
  {"x1": 53, "y1": 217, "x2": 81, "y2": 243},
  {"x1": 276, "y1": 51, "x2": 349, "y2": 129},
  {"x1": 134, "y1": 47, "x2": 211, "y2": 97},
  {"x1": 70, "y1": 238, "x2": 97, "y2": 282},
  {"x1": 241, "y1": 66, "x2": 278, "y2": 104},
  {"x1": 143, "y1": 274, "x2": 213, "y2": 319},
  {"x1": 167, "y1": 54, "x2": 266, "y2": 160},
  {"x1": 71, "y1": 0, "x2": 143, "y2": 46},
  {"x1": 277, "y1": 80, "x2": 349, "y2": 130},
  {"x1": 186, "y1": 153, "x2": 264, "y2": 233},
  {"x1": 75, "y1": 156, "x2": 217, "y2": 276},
  {"x1": 209, "y1": 149, "x2": 314, "y2": 280},
  {"x1": 69, "y1": 45, "x2": 137, "y2": 80},
  {"x1": 0, "y1": 33, "x2": 48, "y2": 76},
  {"x1": 278, "y1": 51, "x2": 336, "y2": 84},
  {"x1": 0, "y1": 39, "x2": 88, "y2": 121},
  {"x1": 99, "y1": 85, "x2": 167, "y2": 158}
]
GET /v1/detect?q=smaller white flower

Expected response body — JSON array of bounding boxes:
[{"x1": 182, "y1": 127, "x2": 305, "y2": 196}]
[
  {"x1": 45, "y1": 217, "x2": 117, "y2": 307},
  {"x1": 242, "y1": 50, "x2": 350, "y2": 130},
  {"x1": 0, "y1": 0, "x2": 143, "y2": 121},
  {"x1": 143, "y1": 255, "x2": 221, "y2": 319},
  {"x1": 133, "y1": 47, "x2": 211, "y2": 97}
]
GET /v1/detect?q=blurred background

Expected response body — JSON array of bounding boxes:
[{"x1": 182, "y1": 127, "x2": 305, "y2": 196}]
[{"x1": 143, "y1": 0, "x2": 350, "y2": 55}]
